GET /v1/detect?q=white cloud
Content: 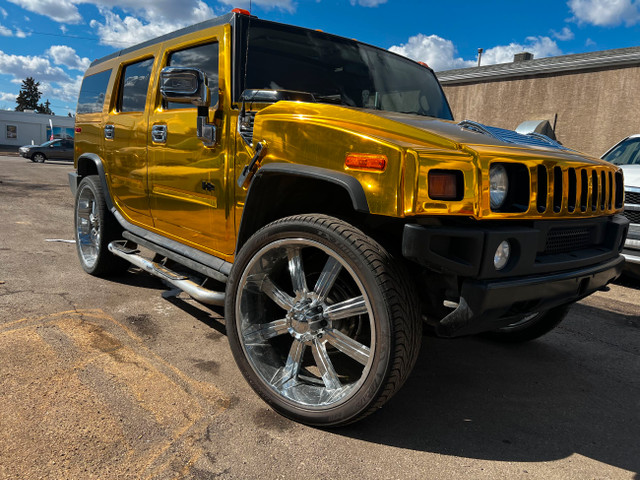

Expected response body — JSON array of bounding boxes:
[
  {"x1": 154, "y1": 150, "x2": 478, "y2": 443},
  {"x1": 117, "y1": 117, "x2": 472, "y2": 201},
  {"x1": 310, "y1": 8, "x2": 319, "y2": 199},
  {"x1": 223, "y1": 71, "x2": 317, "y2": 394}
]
[
  {"x1": 350, "y1": 0, "x2": 387, "y2": 6},
  {"x1": 552, "y1": 26, "x2": 575, "y2": 40},
  {"x1": 390, "y1": 34, "x2": 563, "y2": 71},
  {"x1": 47, "y1": 45, "x2": 91, "y2": 71},
  {"x1": 0, "y1": 51, "x2": 71, "y2": 83},
  {"x1": 0, "y1": 7, "x2": 7, "y2": 18},
  {"x1": 568, "y1": 0, "x2": 640, "y2": 26},
  {"x1": 87, "y1": 1, "x2": 219, "y2": 48},
  {"x1": 6, "y1": 0, "x2": 82, "y2": 23},
  {"x1": 216, "y1": 0, "x2": 296, "y2": 12},
  {"x1": 389, "y1": 34, "x2": 476, "y2": 71},
  {"x1": 15, "y1": 28, "x2": 29, "y2": 38},
  {"x1": 480, "y1": 36, "x2": 562, "y2": 65},
  {"x1": 0, "y1": 24, "x2": 11, "y2": 36},
  {"x1": 0, "y1": 92, "x2": 16, "y2": 102},
  {"x1": 41, "y1": 74, "x2": 84, "y2": 104}
]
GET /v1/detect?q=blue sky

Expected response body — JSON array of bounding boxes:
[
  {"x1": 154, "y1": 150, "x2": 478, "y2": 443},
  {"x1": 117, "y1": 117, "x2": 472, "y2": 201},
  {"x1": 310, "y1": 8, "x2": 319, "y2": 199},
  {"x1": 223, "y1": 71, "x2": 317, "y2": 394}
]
[{"x1": 1, "y1": 0, "x2": 639, "y2": 115}]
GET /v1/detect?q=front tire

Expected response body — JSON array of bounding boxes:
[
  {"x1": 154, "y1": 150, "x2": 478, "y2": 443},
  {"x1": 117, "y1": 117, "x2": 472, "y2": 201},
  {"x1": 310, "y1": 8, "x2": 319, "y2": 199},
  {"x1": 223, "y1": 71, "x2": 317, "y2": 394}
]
[
  {"x1": 481, "y1": 304, "x2": 572, "y2": 343},
  {"x1": 225, "y1": 215, "x2": 421, "y2": 427},
  {"x1": 74, "y1": 176, "x2": 128, "y2": 276},
  {"x1": 32, "y1": 152, "x2": 46, "y2": 163}
]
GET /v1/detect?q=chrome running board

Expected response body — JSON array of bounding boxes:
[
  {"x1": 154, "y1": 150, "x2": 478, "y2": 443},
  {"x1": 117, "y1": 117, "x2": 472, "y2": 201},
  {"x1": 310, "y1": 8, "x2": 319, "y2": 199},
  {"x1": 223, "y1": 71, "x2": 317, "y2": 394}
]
[{"x1": 108, "y1": 241, "x2": 225, "y2": 306}]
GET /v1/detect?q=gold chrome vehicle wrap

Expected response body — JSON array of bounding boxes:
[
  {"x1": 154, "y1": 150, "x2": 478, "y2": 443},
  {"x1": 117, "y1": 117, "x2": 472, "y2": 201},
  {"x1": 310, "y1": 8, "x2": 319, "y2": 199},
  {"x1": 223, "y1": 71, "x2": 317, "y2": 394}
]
[{"x1": 247, "y1": 101, "x2": 624, "y2": 221}]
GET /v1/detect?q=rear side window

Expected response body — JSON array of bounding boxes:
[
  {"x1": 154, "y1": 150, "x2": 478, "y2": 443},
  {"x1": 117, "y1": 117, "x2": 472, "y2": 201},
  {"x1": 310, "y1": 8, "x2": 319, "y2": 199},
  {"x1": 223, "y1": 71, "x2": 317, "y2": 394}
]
[
  {"x1": 119, "y1": 58, "x2": 154, "y2": 112},
  {"x1": 166, "y1": 42, "x2": 219, "y2": 109},
  {"x1": 76, "y1": 70, "x2": 111, "y2": 114}
]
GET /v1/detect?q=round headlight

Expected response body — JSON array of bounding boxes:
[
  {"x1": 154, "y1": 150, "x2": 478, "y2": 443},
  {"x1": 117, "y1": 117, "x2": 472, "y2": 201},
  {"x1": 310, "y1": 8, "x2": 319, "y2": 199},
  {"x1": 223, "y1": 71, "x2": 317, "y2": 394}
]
[
  {"x1": 494, "y1": 240, "x2": 511, "y2": 270},
  {"x1": 489, "y1": 164, "x2": 509, "y2": 210}
]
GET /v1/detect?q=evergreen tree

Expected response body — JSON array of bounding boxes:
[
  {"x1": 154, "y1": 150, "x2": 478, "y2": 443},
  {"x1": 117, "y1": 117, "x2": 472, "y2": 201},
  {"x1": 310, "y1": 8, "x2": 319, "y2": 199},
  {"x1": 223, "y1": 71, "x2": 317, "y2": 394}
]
[
  {"x1": 36, "y1": 99, "x2": 54, "y2": 115},
  {"x1": 15, "y1": 77, "x2": 42, "y2": 111}
]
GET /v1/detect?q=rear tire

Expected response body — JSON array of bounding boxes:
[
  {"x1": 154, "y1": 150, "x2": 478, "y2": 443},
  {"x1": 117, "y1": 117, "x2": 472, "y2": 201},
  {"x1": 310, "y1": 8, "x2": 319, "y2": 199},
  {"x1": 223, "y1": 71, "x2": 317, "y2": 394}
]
[
  {"x1": 225, "y1": 214, "x2": 422, "y2": 427},
  {"x1": 481, "y1": 304, "x2": 572, "y2": 343},
  {"x1": 74, "y1": 176, "x2": 128, "y2": 276}
]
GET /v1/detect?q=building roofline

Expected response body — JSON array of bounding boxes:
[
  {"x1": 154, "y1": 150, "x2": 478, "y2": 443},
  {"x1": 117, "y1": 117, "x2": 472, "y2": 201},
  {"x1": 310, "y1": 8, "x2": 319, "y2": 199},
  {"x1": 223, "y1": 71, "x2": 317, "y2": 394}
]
[{"x1": 437, "y1": 45, "x2": 640, "y2": 84}]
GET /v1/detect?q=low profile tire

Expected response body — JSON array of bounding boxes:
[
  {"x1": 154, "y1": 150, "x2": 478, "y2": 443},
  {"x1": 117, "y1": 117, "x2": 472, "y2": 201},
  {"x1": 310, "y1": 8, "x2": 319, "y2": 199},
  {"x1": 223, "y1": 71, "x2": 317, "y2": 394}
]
[
  {"x1": 32, "y1": 152, "x2": 46, "y2": 163},
  {"x1": 225, "y1": 215, "x2": 422, "y2": 427},
  {"x1": 481, "y1": 304, "x2": 572, "y2": 343},
  {"x1": 74, "y1": 175, "x2": 128, "y2": 276}
]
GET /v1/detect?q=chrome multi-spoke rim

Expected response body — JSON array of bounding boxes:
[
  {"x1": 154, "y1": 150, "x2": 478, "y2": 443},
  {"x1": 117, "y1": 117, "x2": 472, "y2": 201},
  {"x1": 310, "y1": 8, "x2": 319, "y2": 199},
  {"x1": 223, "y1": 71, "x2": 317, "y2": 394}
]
[
  {"x1": 236, "y1": 238, "x2": 375, "y2": 409},
  {"x1": 76, "y1": 186, "x2": 100, "y2": 268}
]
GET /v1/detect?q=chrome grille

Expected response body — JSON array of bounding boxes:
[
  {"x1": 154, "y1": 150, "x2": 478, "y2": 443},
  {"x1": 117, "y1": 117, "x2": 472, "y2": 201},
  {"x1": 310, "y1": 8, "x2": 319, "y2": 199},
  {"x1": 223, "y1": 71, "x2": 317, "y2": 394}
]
[{"x1": 536, "y1": 165, "x2": 623, "y2": 215}]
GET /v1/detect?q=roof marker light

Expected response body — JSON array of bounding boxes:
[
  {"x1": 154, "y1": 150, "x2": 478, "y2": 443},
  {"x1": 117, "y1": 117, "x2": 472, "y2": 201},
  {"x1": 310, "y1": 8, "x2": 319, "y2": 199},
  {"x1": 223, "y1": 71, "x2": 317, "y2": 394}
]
[{"x1": 232, "y1": 8, "x2": 251, "y2": 15}]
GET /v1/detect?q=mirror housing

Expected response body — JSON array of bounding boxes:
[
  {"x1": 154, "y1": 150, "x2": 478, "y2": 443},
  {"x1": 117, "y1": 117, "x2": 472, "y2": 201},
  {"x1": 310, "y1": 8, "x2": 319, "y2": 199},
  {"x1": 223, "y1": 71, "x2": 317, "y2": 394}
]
[
  {"x1": 160, "y1": 67, "x2": 210, "y2": 107},
  {"x1": 160, "y1": 67, "x2": 217, "y2": 147}
]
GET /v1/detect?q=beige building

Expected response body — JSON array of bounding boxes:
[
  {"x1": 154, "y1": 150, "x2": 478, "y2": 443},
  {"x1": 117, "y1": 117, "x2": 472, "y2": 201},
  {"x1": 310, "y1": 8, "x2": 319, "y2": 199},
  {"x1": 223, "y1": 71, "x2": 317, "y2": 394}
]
[{"x1": 437, "y1": 47, "x2": 640, "y2": 158}]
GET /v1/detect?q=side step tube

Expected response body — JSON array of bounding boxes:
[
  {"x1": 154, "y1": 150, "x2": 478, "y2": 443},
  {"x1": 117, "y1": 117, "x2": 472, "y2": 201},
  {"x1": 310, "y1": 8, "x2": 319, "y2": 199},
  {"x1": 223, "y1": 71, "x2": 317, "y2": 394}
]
[{"x1": 108, "y1": 241, "x2": 225, "y2": 306}]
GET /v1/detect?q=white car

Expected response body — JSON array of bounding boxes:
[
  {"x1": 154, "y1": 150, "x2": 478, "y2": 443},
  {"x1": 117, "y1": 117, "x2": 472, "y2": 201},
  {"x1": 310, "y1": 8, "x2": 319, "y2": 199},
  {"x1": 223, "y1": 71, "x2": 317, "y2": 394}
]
[{"x1": 602, "y1": 135, "x2": 640, "y2": 278}]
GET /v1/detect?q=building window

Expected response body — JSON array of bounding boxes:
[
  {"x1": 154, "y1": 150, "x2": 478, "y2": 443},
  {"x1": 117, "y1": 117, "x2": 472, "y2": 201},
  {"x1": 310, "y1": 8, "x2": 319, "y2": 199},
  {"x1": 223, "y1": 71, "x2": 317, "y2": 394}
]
[{"x1": 6, "y1": 125, "x2": 17, "y2": 139}]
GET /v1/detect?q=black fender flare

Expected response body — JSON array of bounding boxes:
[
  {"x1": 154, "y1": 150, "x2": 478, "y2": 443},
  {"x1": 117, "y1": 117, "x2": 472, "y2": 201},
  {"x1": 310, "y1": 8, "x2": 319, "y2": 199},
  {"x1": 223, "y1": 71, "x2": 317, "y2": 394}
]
[
  {"x1": 236, "y1": 163, "x2": 370, "y2": 251},
  {"x1": 70, "y1": 153, "x2": 114, "y2": 210}
]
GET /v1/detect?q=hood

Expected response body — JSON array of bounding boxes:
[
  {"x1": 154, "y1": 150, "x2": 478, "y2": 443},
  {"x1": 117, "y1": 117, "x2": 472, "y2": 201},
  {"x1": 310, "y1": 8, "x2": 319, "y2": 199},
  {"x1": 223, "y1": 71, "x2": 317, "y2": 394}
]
[{"x1": 619, "y1": 164, "x2": 640, "y2": 187}]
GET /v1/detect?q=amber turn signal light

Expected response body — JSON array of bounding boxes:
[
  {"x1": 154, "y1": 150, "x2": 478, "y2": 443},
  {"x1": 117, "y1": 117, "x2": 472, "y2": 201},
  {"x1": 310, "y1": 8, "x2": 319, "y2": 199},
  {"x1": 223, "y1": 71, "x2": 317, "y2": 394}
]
[
  {"x1": 428, "y1": 170, "x2": 462, "y2": 200},
  {"x1": 345, "y1": 153, "x2": 387, "y2": 172}
]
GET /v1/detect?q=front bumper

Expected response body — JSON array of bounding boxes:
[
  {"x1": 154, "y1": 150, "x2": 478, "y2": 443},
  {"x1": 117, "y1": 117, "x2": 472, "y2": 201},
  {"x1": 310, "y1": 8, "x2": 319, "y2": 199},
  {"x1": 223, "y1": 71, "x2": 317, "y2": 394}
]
[
  {"x1": 436, "y1": 256, "x2": 624, "y2": 337},
  {"x1": 402, "y1": 215, "x2": 629, "y2": 337}
]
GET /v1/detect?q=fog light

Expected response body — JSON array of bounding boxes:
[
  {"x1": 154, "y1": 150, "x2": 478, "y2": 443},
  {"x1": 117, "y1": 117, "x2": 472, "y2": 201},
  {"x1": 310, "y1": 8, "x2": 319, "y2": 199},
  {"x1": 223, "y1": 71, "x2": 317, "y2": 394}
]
[{"x1": 494, "y1": 240, "x2": 511, "y2": 270}]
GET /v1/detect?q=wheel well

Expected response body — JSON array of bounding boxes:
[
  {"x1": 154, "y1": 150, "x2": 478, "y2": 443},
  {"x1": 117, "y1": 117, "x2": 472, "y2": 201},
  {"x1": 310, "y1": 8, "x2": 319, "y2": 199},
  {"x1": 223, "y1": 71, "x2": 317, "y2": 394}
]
[
  {"x1": 237, "y1": 174, "x2": 366, "y2": 250},
  {"x1": 77, "y1": 158, "x2": 99, "y2": 178}
]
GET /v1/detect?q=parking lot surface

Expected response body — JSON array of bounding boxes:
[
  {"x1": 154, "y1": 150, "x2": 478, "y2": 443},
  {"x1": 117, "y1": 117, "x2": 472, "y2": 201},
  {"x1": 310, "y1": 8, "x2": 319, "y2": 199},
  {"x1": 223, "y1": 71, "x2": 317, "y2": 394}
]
[{"x1": 0, "y1": 155, "x2": 638, "y2": 479}]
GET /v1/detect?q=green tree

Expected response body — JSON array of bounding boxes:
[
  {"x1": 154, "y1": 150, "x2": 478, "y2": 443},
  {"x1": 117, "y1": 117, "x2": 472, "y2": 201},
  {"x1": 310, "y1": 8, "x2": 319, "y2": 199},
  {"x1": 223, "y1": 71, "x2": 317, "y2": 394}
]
[
  {"x1": 36, "y1": 99, "x2": 54, "y2": 115},
  {"x1": 15, "y1": 77, "x2": 41, "y2": 111}
]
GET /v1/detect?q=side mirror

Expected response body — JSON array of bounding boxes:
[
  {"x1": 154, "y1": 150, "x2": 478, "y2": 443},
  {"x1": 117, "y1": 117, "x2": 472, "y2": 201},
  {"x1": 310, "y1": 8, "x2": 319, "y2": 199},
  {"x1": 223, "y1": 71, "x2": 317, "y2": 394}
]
[
  {"x1": 160, "y1": 67, "x2": 210, "y2": 107},
  {"x1": 160, "y1": 67, "x2": 217, "y2": 147}
]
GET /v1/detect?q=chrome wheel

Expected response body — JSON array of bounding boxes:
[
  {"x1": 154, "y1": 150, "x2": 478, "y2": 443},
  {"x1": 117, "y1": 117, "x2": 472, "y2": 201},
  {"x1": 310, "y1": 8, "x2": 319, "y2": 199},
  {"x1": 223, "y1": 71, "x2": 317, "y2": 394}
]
[
  {"x1": 76, "y1": 184, "x2": 101, "y2": 269},
  {"x1": 33, "y1": 153, "x2": 45, "y2": 163},
  {"x1": 236, "y1": 238, "x2": 375, "y2": 409}
]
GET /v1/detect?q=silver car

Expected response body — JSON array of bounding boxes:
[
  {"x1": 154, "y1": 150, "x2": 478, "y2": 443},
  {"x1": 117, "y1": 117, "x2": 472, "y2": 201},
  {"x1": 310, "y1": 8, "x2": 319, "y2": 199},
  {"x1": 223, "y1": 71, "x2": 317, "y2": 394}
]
[{"x1": 602, "y1": 135, "x2": 640, "y2": 278}]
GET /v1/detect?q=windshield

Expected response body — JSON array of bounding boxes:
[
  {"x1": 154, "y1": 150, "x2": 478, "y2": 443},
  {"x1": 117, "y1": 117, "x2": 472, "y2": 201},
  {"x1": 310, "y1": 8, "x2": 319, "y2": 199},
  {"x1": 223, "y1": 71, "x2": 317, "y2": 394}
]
[
  {"x1": 40, "y1": 140, "x2": 59, "y2": 147},
  {"x1": 239, "y1": 19, "x2": 453, "y2": 120},
  {"x1": 602, "y1": 137, "x2": 640, "y2": 165}
]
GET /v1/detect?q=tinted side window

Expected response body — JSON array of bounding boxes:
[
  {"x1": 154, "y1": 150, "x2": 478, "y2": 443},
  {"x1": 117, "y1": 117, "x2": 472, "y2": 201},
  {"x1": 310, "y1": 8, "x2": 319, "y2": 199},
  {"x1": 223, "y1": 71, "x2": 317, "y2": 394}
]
[
  {"x1": 120, "y1": 58, "x2": 154, "y2": 113},
  {"x1": 167, "y1": 43, "x2": 219, "y2": 109},
  {"x1": 76, "y1": 70, "x2": 111, "y2": 114}
]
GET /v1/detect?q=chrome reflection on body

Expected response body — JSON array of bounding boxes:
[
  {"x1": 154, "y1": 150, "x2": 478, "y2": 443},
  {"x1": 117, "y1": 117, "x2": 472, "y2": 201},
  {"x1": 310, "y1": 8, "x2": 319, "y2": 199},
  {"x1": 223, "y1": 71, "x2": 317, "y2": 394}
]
[
  {"x1": 236, "y1": 238, "x2": 375, "y2": 409},
  {"x1": 76, "y1": 185, "x2": 100, "y2": 268}
]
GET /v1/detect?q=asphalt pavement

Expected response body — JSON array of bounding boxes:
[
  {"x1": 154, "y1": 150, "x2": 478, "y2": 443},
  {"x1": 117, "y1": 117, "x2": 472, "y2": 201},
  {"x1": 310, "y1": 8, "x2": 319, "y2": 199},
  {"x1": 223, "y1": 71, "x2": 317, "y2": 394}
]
[{"x1": 0, "y1": 155, "x2": 638, "y2": 479}]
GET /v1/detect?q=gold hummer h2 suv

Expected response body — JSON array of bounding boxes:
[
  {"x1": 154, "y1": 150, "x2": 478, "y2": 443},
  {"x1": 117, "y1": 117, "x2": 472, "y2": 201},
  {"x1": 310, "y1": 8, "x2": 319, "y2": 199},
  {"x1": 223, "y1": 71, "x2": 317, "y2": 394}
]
[{"x1": 70, "y1": 10, "x2": 629, "y2": 426}]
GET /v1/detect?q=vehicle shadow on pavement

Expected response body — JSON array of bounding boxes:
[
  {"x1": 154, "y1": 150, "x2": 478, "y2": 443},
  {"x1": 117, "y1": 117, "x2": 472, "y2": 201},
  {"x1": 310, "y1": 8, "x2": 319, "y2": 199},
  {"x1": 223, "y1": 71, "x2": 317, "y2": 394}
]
[{"x1": 338, "y1": 304, "x2": 640, "y2": 475}]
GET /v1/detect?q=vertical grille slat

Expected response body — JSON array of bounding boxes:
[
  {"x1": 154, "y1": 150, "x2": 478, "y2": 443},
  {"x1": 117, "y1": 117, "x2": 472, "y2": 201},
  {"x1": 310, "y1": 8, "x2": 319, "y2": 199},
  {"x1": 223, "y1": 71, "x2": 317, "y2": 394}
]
[
  {"x1": 553, "y1": 166, "x2": 563, "y2": 212},
  {"x1": 568, "y1": 168, "x2": 577, "y2": 212},
  {"x1": 591, "y1": 170, "x2": 598, "y2": 211},
  {"x1": 537, "y1": 165, "x2": 547, "y2": 213},
  {"x1": 600, "y1": 171, "x2": 606, "y2": 210},
  {"x1": 580, "y1": 169, "x2": 588, "y2": 212}
]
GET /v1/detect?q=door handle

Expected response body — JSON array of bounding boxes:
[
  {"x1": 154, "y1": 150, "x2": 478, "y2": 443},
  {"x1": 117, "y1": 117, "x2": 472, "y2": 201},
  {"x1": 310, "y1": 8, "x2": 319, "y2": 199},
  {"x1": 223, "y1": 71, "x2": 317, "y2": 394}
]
[
  {"x1": 104, "y1": 124, "x2": 115, "y2": 140},
  {"x1": 201, "y1": 181, "x2": 215, "y2": 192},
  {"x1": 151, "y1": 124, "x2": 167, "y2": 144}
]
